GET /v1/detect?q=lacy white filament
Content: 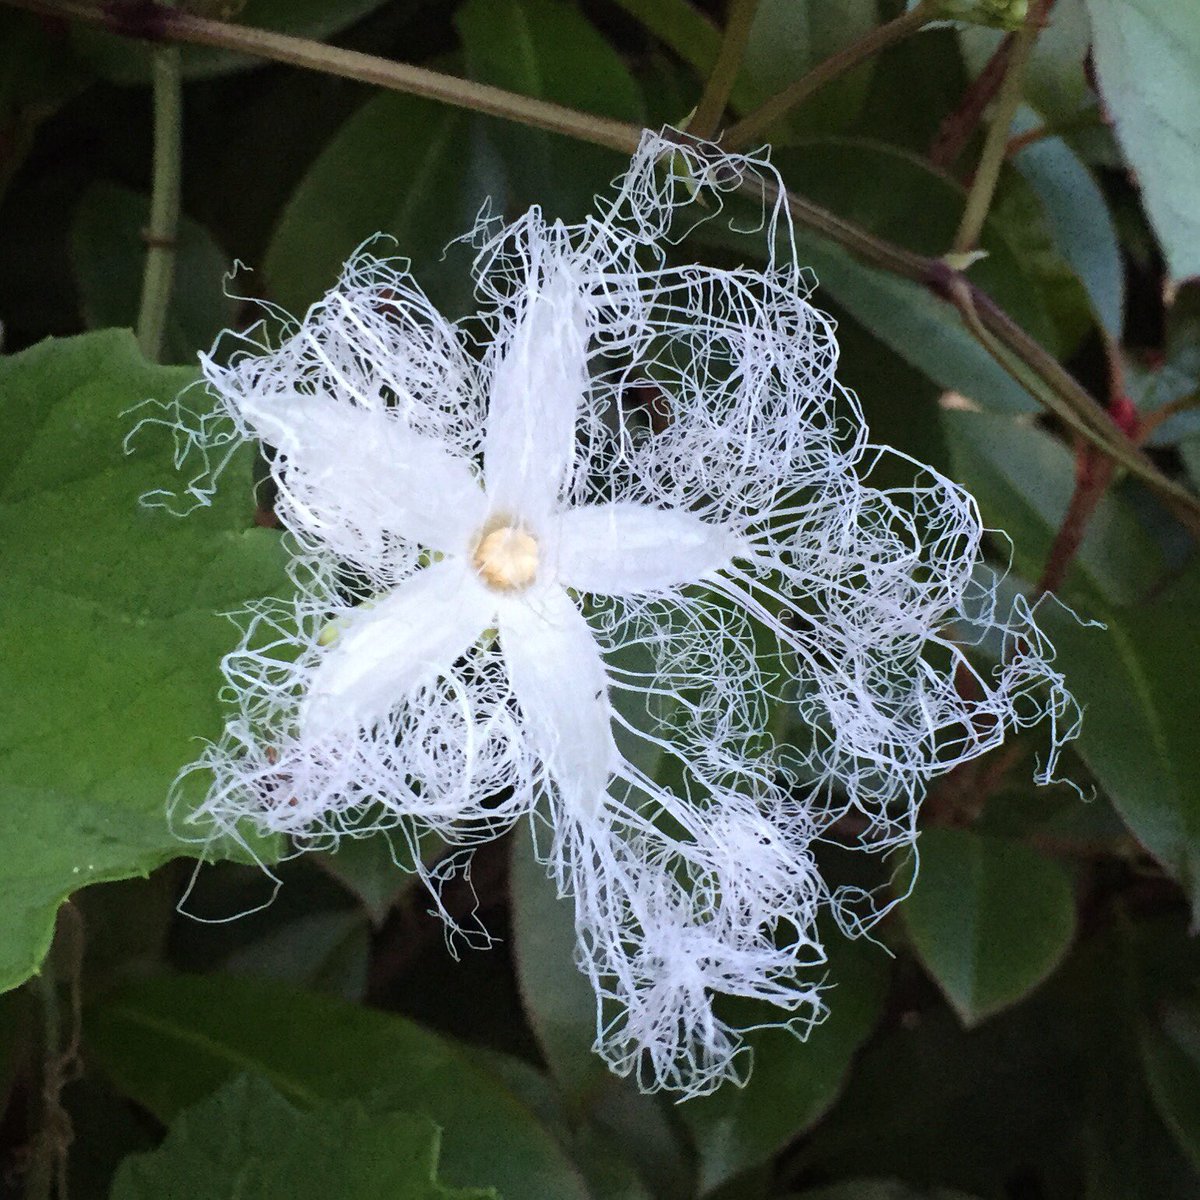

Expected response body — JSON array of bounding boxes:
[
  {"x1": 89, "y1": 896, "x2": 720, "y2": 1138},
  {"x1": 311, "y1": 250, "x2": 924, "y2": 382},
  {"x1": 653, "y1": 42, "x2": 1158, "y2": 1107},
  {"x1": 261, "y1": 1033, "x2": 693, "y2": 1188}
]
[{"x1": 147, "y1": 130, "x2": 1080, "y2": 1099}]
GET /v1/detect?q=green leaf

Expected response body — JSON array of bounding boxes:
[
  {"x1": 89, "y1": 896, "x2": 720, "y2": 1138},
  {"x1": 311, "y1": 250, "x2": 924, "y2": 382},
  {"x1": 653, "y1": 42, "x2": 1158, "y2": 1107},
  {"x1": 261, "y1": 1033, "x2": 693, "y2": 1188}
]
[
  {"x1": 1010, "y1": 127, "x2": 1124, "y2": 340},
  {"x1": 1084, "y1": 0, "x2": 1200, "y2": 279},
  {"x1": 265, "y1": 92, "x2": 492, "y2": 317},
  {"x1": 738, "y1": 0, "x2": 880, "y2": 138},
  {"x1": 315, "y1": 825, "x2": 429, "y2": 928},
  {"x1": 88, "y1": 973, "x2": 591, "y2": 1200},
  {"x1": 474, "y1": 1042, "x2": 676, "y2": 1200},
  {"x1": 111, "y1": 1073, "x2": 496, "y2": 1199},
  {"x1": 611, "y1": 0, "x2": 720, "y2": 83},
  {"x1": 509, "y1": 828, "x2": 610, "y2": 1104},
  {"x1": 989, "y1": 162, "x2": 1095, "y2": 357},
  {"x1": 455, "y1": 0, "x2": 643, "y2": 220},
  {"x1": 71, "y1": 182, "x2": 236, "y2": 365},
  {"x1": 1141, "y1": 999, "x2": 1200, "y2": 1174},
  {"x1": 1046, "y1": 566, "x2": 1200, "y2": 917},
  {"x1": 900, "y1": 829, "x2": 1076, "y2": 1025},
  {"x1": 0, "y1": 331, "x2": 290, "y2": 994},
  {"x1": 942, "y1": 408, "x2": 1165, "y2": 606},
  {"x1": 73, "y1": 0, "x2": 398, "y2": 84},
  {"x1": 221, "y1": 909, "x2": 370, "y2": 1002},
  {"x1": 680, "y1": 936, "x2": 889, "y2": 1194}
]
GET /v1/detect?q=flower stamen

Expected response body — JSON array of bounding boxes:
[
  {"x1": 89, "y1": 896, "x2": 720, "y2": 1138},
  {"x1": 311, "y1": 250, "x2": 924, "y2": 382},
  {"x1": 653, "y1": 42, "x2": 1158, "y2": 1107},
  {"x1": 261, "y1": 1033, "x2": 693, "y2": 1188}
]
[{"x1": 472, "y1": 522, "x2": 539, "y2": 591}]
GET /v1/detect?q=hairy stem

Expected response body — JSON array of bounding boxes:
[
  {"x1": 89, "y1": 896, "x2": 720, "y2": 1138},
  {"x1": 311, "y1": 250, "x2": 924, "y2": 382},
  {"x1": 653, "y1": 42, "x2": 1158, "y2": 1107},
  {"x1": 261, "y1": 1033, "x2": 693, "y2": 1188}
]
[
  {"x1": 689, "y1": 0, "x2": 760, "y2": 139},
  {"x1": 136, "y1": 42, "x2": 183, "y2": 362},
  {"x1": 24, "y1": 907, "x2": 82, "y2": 1200},
  {"x1": 951, "y1": 3, "x2": 1039, "y2": 255},
  {"x1": 725, "y1": 0, "x2": 938, "y2": 151}
]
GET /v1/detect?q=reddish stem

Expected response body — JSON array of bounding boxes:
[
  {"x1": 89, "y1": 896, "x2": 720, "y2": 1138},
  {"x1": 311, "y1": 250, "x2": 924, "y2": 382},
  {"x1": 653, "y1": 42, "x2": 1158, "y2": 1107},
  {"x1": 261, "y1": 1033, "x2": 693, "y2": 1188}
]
[{"x1": 928, "y1": 0, "x2": 1057, "y2": 171}]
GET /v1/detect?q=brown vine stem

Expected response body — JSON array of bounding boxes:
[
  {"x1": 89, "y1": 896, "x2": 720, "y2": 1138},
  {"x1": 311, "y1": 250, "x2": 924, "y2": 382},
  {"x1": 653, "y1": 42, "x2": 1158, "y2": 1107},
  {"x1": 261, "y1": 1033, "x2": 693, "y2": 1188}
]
[
  {"x1": 689, "y1": 0, "x2": 760, "y2": 140},
  {"x1": 3, "y1": 0, "x2": 1198, "y2": 532},
  {"x1": 724, "y1": 0, "x2": 940, "y2": 152},
  {"x1": 22, "y1": 0, "x2": 643, "y2": 153}
]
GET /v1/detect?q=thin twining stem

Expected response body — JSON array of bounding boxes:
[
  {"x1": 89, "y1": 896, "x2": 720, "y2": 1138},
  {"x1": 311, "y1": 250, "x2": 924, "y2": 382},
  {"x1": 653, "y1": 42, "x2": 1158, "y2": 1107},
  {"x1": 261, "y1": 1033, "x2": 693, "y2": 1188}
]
[
  {"x1": 3, "y1": 0, "x2": 1197, "y2": 531},
  {"x1": 951, "y1": 0, "x2": 1040, "y2": 255},
  {"x1": 725, "y1": 0, "x2": 940, "y2": 152},
  {"x1": 136, "y1": 41, "x2": 183, "y2": 361},
  {"x1": 689, "y1": 0, "x2": 760, "y2": 140}
]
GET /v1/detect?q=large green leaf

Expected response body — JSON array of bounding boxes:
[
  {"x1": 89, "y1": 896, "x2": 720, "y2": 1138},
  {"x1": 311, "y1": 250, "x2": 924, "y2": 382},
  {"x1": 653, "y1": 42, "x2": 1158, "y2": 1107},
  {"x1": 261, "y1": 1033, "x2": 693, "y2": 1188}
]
[
  {"x1": 0, "y1": 330, "x2": 289, "y2": 993},
  {"x1": 1046, "y1": 567, "x2": 1200, "y2": 915},
  {"x1": 73, "y1": 0, "x2": 399, "y2": 84},
  {"x1": 265, "y1": 92, "x2": 491, "y2": 317},
  {"x1": 900, "y1": 829, "x2": 1077, "y2": 1026},
  {"x1": 111, "y1": 1073, "x2": 496, "y2": 1199},
  {"x1": 88, "y1": 973, "x2": 590, "y2": 1200},
  {"x1": 455, "y1": 0, "x2": 644, "y2": 221},
  {"x1": 942, "y1": 408, "x2": 1165, "y2": 606},
  {"x1": 71, "y1": 182, "x2": 236, "y2": 365},
  {"x1": 1084, "y1": 0, "x2": 1200, "y2": 279},
  {"x1": 680, "y1": 936, "x2": 889, "y2": 1194}
]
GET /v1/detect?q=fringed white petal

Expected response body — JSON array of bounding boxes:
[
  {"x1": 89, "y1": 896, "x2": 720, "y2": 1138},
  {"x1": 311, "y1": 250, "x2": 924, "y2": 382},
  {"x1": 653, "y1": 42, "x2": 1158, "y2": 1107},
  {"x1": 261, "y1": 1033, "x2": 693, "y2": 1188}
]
[
  {"x1": 302, "y1": 559, "x2": 494, "y2": 737},
  {"x1": 552, "y1": 502, "x2": 740, "y2": 596},
  {"x1": 483, "y1": 258, "x2": 590, "y2": 522},
  {"x1": 241, "y1": 393, "x2": 487, "y2": 556},
  {"x1": 498, "y1": 587, "x2": 616, "y2": 820}
]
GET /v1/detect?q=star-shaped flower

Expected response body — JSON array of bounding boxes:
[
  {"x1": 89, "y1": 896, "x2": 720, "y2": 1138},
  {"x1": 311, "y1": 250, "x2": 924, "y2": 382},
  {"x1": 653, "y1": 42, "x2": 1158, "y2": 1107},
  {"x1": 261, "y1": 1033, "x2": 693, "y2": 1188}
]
[{"x1": 161, "y1": 132, "x2": 1078, "y2": 1097}]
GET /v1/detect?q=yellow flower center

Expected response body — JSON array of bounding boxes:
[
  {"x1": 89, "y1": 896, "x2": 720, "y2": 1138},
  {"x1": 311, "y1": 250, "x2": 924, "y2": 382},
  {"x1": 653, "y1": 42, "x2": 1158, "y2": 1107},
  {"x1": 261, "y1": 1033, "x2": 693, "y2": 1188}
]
[{"x1": 472, "y1": 522, "x2": 539, "y2": 592}]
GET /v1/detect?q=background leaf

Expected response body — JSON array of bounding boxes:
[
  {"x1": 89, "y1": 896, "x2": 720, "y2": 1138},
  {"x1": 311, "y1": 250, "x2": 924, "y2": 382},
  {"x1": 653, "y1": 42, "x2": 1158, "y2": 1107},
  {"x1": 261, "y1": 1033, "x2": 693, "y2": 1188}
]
[
  {"x1": 899, "y1": 829, "x2": 1077, "y2": 1026},
  {"x1": 111, "y1": 1073, "x2": 496, "y2": 1199},
  {"x1": 89, "y1": 973, "x2": 592, "y2": 1200},
  {"x1": 1046, "y1": 566, "x2": 1200, "y2": 916},
  {"x1": 264, "y1": 91, "x2": 493, "y2": 317},
  {"x1": 680, "y1": 937, "x2": 890, "y2": 1194},
  {"x1": 0, "y1": 330, "x2": 289, "y2": 994},
  {"x1": 737, "y1": 0, "x2": 879, "y2": 138},
  {"x1": 1084, "y1": 0, "x2": 1200, "y2": 279},
  {"x1": 455, "y1": 0, "x2": 644, "y2": 220}
]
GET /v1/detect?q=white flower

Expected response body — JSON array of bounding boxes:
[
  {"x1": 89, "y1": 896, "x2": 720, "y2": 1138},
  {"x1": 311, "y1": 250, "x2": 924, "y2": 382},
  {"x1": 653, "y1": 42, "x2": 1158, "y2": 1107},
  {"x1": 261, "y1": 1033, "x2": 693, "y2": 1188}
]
[{"x1": 156, "y1": 131, "x2": 1078, "y2": 1098}]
